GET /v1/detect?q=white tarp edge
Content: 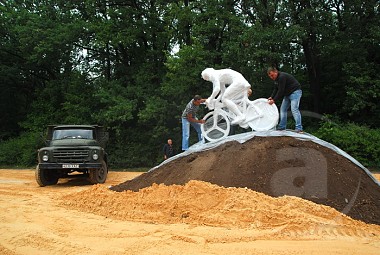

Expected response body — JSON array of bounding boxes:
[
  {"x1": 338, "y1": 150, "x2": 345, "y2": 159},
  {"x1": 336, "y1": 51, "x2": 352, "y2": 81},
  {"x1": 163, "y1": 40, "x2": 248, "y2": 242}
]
[{"x1": 151, "y1": 130, "x2": 380, "y2": 187}]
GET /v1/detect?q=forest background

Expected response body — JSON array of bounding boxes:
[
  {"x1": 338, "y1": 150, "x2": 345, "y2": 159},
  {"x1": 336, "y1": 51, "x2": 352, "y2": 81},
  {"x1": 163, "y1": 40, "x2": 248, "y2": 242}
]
[{"x1": 0, "y1": 0, "x2": 379, "y2": 169}]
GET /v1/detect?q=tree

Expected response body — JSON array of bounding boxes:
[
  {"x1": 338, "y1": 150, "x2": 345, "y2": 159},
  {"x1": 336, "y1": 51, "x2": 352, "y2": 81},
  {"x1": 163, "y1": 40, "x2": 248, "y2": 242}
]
[
  {"x1": 317, "y1": 0, "x2": 380, "y2": 126},
  {"x1": 1, "y1": 0, "x2": 379, "y2": 168}
]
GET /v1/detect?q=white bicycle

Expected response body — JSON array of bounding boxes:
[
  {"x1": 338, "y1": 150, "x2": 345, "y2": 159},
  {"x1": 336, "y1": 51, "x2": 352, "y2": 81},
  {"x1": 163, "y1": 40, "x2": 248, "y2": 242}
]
[{"x1": 201, "y1": 96, "x2": 279, "y2": 142}]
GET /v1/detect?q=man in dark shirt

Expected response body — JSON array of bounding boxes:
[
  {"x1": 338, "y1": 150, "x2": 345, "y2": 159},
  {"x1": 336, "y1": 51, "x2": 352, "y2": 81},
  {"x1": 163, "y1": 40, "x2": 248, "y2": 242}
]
[
  {"x1": 181, "y1": 95, "x2": 206, "y2": 151},
  {"x1": 267, "y1": 67, "x2": 303, "y2": 133},
  {"x1": 163, "y1": 139, "x2": 174, "y2": 160}
]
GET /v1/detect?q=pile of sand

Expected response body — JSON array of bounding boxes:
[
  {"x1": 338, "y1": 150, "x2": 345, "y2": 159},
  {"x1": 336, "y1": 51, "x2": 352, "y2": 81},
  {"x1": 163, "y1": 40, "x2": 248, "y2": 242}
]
[
  {"x1": 110, "y1": 135, "x2": 380, "y2": 225},
  {"x1": 61, "y1": 180, "x2": 380, "y2": 240},
  {"x1": 59, "y1": 134, "x2": 380, "y2": 242}
]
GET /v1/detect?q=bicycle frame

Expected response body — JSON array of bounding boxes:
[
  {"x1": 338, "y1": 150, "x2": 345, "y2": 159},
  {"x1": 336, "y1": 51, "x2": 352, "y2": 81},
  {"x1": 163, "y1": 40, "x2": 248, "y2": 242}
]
[
  {"x1": 202, "y1": 96, "x2": 279, "y2": 142},
  {"x1": 212, "y1": 96, "x2": 262, "y2": 127}
]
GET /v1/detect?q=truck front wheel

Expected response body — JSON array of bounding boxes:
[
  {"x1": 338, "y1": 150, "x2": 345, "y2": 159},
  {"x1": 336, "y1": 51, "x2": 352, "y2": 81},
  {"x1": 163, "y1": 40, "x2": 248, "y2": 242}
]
[
  {"x1": 35, "y1": 166, "x2": 59, "y2": 187},
  {"x1": 89, "y1": 161, "x2": 108, "y2": 184}
]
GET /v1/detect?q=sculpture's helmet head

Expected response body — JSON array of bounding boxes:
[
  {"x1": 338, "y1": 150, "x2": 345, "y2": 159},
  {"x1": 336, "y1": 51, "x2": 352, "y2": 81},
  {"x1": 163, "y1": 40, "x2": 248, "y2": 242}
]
[{"x1": 201, "y1": 68, "x2": 215, "y2": 81}]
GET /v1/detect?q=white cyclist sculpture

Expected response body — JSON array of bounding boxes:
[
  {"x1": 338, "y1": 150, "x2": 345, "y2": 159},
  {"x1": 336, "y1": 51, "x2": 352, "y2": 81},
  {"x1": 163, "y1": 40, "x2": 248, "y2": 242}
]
[
  {"x1": 201, "y1": 68, "x2": 251, "y2": 125},
  {"x1": 201, "y1": 67, "x2": 279, "y2": 142}
]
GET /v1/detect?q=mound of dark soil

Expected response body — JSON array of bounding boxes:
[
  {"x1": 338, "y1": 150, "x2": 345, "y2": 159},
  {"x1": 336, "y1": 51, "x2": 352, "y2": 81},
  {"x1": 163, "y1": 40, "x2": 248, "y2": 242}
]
[{"x1": 111, "y1": 136, "x2": 380, "y2": 225}]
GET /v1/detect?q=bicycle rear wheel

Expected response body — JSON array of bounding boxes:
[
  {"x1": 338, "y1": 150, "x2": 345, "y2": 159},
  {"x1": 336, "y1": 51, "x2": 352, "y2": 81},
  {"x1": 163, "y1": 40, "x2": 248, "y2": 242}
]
[
  {"x1": 201, "y1": 110, "x2": 231, "y2": 142},
  {"x1": 246, "y1": 98, "x2": 279, "y2": 131}
]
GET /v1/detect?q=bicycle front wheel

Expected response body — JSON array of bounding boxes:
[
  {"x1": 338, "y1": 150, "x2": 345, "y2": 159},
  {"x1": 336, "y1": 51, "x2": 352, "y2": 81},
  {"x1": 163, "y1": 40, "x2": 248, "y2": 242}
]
[
  {"x1": 246, "y1": 98, "x2": 279, "y2": 131},
  {"x1": 201, "y1": 110, "x2": 231, "y2": 142}
]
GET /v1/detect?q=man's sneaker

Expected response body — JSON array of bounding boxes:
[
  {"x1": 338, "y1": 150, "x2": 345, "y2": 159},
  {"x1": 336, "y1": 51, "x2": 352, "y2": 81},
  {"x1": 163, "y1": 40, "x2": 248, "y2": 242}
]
[
  {"x1": 231, "y1": 115, "x2": 245, "y2": 125},
  {"x1": 295, "y1": 130, "x2": 304, "y2": 134}
]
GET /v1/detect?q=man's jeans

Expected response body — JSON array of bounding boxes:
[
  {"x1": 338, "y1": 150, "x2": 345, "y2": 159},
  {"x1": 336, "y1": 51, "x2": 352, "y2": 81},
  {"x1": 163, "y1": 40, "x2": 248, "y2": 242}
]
[
  {"x1": 182, "y1": 118, "x2": 202, "y2": 151},
  {"x1": 278, "y1": 89, "x2": 303, "y2": 131}
]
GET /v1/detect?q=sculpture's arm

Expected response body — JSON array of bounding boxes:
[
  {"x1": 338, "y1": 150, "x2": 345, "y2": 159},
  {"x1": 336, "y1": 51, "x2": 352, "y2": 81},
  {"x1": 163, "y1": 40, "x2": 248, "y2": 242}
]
[{"x1": 209, "y1": 78, "x2": 221, "y2": 100}]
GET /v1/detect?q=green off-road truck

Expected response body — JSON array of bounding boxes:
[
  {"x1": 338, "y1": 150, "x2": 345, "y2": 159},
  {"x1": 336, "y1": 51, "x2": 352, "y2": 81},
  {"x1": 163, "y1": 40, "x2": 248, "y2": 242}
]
[{"x1": 36, "y1": 125, "x2": 109, "y2": 186}]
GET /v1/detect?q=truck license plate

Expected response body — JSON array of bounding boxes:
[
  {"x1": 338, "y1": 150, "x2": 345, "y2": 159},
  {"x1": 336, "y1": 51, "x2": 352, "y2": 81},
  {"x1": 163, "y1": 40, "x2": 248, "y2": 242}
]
[{"x1": 62, "y1": 164, "x2": 79, "y2": 168}]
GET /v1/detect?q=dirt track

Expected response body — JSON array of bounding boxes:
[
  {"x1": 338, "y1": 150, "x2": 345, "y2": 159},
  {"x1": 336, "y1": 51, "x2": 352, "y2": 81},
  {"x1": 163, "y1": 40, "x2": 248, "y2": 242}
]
[{"x1": 0, "y1": 169, "x2": 380, "y2": 255}]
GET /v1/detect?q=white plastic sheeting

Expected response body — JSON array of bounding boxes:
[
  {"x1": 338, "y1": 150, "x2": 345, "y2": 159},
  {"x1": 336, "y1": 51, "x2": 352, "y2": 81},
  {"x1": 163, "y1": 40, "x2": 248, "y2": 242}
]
[{"x1": 151, "y1": 130, "x2": 380, "y2": 187}]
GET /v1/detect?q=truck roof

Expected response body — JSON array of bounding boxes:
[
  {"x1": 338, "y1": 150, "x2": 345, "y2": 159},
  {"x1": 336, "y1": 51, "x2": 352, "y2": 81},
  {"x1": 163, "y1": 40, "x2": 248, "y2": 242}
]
[{"x1": 48, "y1": 125, "x2": 102, "y2": 129}]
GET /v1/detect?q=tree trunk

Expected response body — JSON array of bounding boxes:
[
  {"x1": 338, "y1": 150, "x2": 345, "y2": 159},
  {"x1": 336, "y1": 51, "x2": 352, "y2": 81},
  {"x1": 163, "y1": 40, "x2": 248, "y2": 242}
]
[{"x1": 302, "y1": 39, "x2": 321, "y2": 113}]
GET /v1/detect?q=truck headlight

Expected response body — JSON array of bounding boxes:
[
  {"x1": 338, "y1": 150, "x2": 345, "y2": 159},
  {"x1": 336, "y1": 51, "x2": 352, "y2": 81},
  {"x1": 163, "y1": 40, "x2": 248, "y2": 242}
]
[
  {"x1": 42, "y1": 154, "x2": 49, "y2": 161},
  {"x1": 92, "y1": 152, "x2": 99, "y2": 160}
]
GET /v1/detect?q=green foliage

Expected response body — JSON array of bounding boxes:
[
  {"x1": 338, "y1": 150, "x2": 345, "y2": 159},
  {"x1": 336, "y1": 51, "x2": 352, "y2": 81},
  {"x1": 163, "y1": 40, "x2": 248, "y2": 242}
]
[
  {"x1": 1, "y1": 0, "x2": 379, "y2": 168},
  {"x1": 318, "y1": 0, "x2": 380, "y2": 125},
  {"x1": 92, "y1": 79, "x2": 136, "y2": 126},
  {"x1": 0, "y1": 132, "x2": 42, "y2": 167},
  {"x1": 342, "y1": 61, "x2": 380, "y2": 127},
  {"x1": 106, "y1": 127, "x2": 166, "y2": 168},
  {"x1": 20, "y1": 73, "x2": 96, "y2": 131},
  {"x1": 314, "y1": 117, "x2": 380, "y2": 168},
  {"x1": 163, "y1": 43, "x2": 210, "y2": 99}
]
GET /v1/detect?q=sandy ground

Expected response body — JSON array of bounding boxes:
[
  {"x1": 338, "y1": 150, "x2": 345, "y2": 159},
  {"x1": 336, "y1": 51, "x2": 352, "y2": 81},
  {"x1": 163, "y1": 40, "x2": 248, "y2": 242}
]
[{"x1": 0, "y1": 169, "x2": 379, "y2": 255}]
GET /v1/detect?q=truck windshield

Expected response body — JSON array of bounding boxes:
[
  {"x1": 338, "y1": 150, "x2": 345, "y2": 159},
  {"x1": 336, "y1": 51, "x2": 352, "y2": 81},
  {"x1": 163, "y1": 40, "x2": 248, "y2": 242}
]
[{"x1": 52, "y1": 129, "x2": 94, "y2": 140}]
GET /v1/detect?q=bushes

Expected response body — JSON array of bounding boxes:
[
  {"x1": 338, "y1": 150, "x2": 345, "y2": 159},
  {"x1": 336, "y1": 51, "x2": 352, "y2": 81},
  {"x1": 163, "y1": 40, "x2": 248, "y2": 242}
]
[
  {"x1": 0, "y1": 132, "x2": 42, "y2": 167},
  {"x1": 313, "y1": 117, "x2": 380, "y2": 168},
  {"x1": 0, "y1": 119, "x2": 378, "y2": 169}
]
